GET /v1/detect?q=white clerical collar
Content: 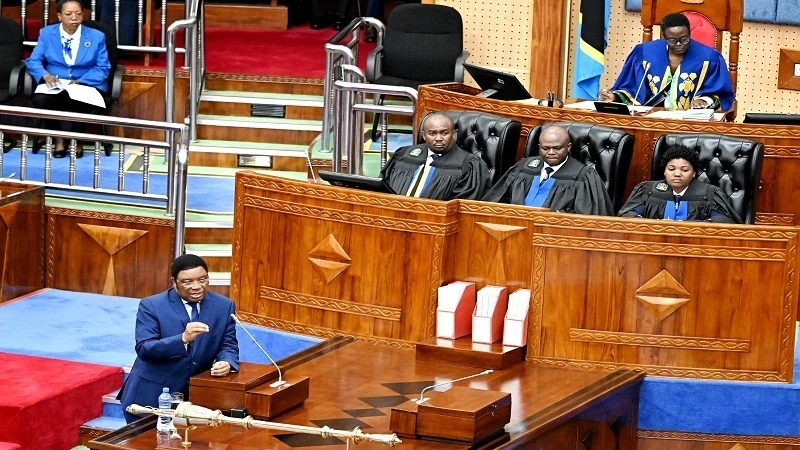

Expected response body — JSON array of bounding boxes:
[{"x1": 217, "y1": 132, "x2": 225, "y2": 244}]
[
  {"x1": 672, "y1": 186, "x2": 688, "y2": 196},
  {"x1": 543, "y1": 155, "x2": 568, "y2": 174}
]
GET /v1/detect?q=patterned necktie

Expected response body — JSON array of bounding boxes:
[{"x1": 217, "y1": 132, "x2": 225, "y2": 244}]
[
  {"x1": 409, "y1": 153, "x2": 439, "y2": 197},
  {"x1": 63, "y1": 38, "x2": 73, "y2": 58},
  {"x1": 674, "y1": 194, "x2": 682, "y2": 213},
  {"x1": 189, "y1": 301, "x2": 199, "y2": 322},
  {"x1": 540, "y1": 166, "x2": 554, "y2": 185}
]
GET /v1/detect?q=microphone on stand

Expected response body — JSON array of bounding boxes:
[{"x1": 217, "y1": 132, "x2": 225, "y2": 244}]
[
  {"x1": 415, "y1": 369, "x2": 493, "y2": 404},
  {"x1": 231, "y1": 313, "x2": 287, "y2": 388}
]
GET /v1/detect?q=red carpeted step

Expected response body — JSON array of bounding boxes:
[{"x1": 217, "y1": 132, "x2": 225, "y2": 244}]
[{"x1": 0, "y1": 352, "x2": 123, "y2": 449}]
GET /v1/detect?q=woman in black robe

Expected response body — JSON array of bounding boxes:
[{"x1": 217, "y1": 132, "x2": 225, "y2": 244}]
[{"x1": 618, "y1": 147, "x2": 741, "y2": 223}]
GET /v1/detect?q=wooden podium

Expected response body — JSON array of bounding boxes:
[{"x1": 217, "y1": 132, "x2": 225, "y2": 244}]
[
  {"x1": 189, "y1": 362, "x2": 309, "y2": 419},
  {"x1": 391, "y1": 386, "x2": 512, "y2": 444}
]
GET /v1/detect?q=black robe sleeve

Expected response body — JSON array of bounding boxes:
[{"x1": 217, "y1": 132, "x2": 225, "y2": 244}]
[
  {"x1": 380, "y1": 145, "x2": 425, "y2": 196},
  {"x1": 705, "y1": 186, "x2": 742, "y2": 224},
  {"x1": 543, "y1": 158, "x2": 614, "y2": 216},
  {"x1": 481, "y1": 158, "x2": 537, "y2": 204},
  {"x1": 450, "y1": 152, "x2": 490, "y2": 200},
  {"x1": 618, "y1": 181, "x2": 650, "y2": 218}
]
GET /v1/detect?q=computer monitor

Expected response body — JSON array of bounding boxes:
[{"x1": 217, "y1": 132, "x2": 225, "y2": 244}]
[
  {"x1": 743, "y1": 113, "x2": 800, "y2": 125},
  {"x1": 318, "y1": 171, "x2": 397, "y2": 194},
  {"x1": 463, "y1": 63, "x2": 532, "y2": 101}
]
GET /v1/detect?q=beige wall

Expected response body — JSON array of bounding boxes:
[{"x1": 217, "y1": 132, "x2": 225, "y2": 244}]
[{"x1": 434, "y1": 0, "x2": 800, "y2": 118}]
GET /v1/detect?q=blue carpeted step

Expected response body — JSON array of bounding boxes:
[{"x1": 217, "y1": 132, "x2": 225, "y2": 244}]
[{"x1": 82, "y1": 390, "x2": 126, "y2": 432}]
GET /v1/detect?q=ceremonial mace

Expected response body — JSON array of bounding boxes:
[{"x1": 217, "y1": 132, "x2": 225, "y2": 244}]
[{"x1": 127, "y1": 402, "x2": 402, "y2": 448}]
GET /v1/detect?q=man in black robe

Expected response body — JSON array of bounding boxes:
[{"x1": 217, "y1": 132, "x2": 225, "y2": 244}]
[
  {"x1": 482, "y1": 126, "x2": 613, "y2": 215},
  {"x1": 381, "y1": 112, "x2": 490, "y2": 201}
]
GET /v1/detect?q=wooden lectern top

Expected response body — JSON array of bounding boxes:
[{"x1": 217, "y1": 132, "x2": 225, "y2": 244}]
[{"x1": 190, "y1": 362, "x2": 278, "y2": 391}]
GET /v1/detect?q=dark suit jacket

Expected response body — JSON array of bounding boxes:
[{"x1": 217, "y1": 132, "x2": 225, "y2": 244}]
[
  {"x1": 119, "y1": 288, "x2": 239, "y2": 423},
  {"x1": 26, "y1": 23, "x2": 111, "y2": 92}
]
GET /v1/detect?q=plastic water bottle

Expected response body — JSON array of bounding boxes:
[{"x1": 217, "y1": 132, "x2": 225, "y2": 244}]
[{"x1": 156, "y1": 387, "x2": 172, "y2": 433}]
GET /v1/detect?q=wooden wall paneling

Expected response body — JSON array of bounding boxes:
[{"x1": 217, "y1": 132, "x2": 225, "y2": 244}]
[
  {"x1": 639, "y1": 431, "x2": 800, "y2": 449},
  {"x1": 230, "y1": 172, "x2": 459, "y2": 345},
  {"x1": 0, "y1": 185, "x2": 45, "y2": 302},
  {"x1": 528, "y1": 213, "x2": 799, "y2": 382},
  {"x1": 417, "y1": 84, "x2": 800, "y2": 225},
  {"x1": 45, "y1": 208, "x2": 175, "y2": 298}
]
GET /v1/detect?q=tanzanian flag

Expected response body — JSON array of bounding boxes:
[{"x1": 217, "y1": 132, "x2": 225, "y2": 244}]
[{"x1": 571, "y1": 0, "x2": 611, "y2": 99}]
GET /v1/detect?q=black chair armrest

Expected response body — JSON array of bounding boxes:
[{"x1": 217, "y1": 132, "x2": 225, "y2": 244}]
[
  {"x1": 366, "y1": 46, "x2": 383, "y2": 82},
  {"x1": 454, "y1": 50, "x2": 470, "y2": 82},
  {"x1": 110, "y1": 65, "x2": 124, "y2": 103},
  {"x1": 22, "y1": 70, "x2": 37, "y2": 97},
  {"x1": 8, "y1": 61, "x2": 26, "y2": 98}
]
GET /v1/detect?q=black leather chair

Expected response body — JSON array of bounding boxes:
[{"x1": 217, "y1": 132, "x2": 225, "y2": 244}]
[
  {"x1": 0, "y1": 16, "x2": 25, "y2": 153},
  {"x1": 418, "y1": 111, "x2": 521, "y2": 184},
  {"x1": 525, "y1": 122, "x2": 634, "y2": 213},
  {"x1": 20, "y1": 19, "x2": 124, "y2": 156},
  {"x1": 366, "y1": 3, "x2": 469, "y2": 139},
  {"x1": 651, "y1": 133, "x2": 763, "y2": 224}
]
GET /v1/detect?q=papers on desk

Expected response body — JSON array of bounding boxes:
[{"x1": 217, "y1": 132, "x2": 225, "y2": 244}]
[
  {"x1": 563, "y1": 100, "x2": 597, "y2": 110},
  {"x1": 511, "y1": 97, "x2": 542, "y2": 106},
  {"x1": 646, "y1": 109, "x2": 724, "y2": 121},
  {"x1": 35, "y1": 80, "x2": 106, "y2": 109}
]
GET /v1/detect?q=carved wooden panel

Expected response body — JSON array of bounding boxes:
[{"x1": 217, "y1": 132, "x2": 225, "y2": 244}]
[
  {"x1": 529, "y1": 213, "x2": 799, "y2": 382},
  {"x1": 45, "y1": 208, "x2": 174, "y2": 298},
  {"x1": 418, "y1": 84, "x2": 800, "y2": 225},
  {"x1": 231, "y1": 172, "x2": 459, "y2": 344},
  {"x1": 0, "y1": 184, "x2": 45, "y2": 302},
  {"x1": 639, "y1": 430, "x2": 800, "y2": 449},
  {"x1": 231, "y1": 174, "x2": 799, "y2": 382}
]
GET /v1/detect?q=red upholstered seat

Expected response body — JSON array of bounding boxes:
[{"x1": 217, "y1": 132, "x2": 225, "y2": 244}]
[{"x1": 683, "y1": 11, "x2": 718, "y2": 48}]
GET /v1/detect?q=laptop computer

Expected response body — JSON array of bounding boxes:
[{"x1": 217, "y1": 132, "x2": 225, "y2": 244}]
[{"x1": 318, "y1": 171, "x2": 397, "y2": 194}]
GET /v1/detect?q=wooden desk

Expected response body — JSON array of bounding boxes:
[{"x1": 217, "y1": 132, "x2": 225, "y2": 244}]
[
  {"x1": 90, "y1": 338, "x2": 644, "y2": 449},
  {"x1": 0, "y1": 183, "x2": 44, "y2": 302},
  {"x1": 230, "y1": 174, "x2": 798, "y2": 382},
  {"x1": 417, "y1": 83, "x2": 800, "y2": 226}
]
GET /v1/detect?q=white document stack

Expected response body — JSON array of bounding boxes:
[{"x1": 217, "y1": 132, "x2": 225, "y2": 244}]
[
  {"x1": 502, "y1": 289, "x2": 531, "y2": 347},
  {"x1": 472, "y1": 285, "x2": 508, "y2": 344}
]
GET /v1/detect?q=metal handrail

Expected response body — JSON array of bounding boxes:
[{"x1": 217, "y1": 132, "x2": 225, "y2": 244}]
[
  {"x1": 0, "y1": 105, "x2": 189, "y2": 258},
  {"x1": 321, "y1": 17, "x2": 386, "y2": 154},
  {"x1": 332, "y1": 74, "x2": 418, "y2": 175}
]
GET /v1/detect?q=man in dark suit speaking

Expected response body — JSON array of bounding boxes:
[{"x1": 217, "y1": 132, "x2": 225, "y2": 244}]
[{"x1": 119, "y1": 254, "x2": 239, "y2": 423}]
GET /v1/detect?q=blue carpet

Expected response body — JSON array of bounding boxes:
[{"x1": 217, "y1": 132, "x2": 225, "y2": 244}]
[
  {"x1": 638, "y1": 321, "x2": 800, "y2": 436},
  {"x1": 0, "y1": 150, "x2": 234, "y2": 214},
  {"x1": 0, "y1": 289, "x2": 320, "y2": 368}
]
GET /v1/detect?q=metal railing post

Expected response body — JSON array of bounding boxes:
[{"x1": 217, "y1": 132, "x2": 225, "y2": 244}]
[{"x1": 173, "y1": 127, "x2": 190, "y2": 258}]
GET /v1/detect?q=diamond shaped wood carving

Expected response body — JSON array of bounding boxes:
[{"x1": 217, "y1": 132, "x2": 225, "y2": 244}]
[
  {"x1": 308, "y1": 234, "x2": 351, "y2": 283},
  {"x1": 636, "y1": 270, "x2": 690, "y2": 321}
]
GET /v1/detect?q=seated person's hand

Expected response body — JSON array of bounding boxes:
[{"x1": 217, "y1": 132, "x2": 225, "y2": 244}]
[
  {"x1": 42, "y1": 73, "x2": 59, "y2": 88},
  {"x1": 210, "y1": 360, "x2": 231, "y2": 377},
  {"x1": 599, "y1": 89, "x2": 616, "y2": 102},
  {"x1": 181, "y1": 321, "x2": 209, "y2": 343},
  {"x1": 691, "y1": 98, "x2": 710, "y2": 109}
]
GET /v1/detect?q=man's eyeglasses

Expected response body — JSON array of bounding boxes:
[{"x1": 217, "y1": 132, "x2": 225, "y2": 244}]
[
  {"x1": 665, "y1": 36, "x2": 690, "y2": 46},
  {"x1": 177, "y1": 276, "x2": 209, "y2": 288}
]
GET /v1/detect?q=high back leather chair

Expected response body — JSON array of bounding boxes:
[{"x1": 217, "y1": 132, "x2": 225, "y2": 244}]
[
  {"x1": 641, "y1": 0, "x2": 743, "y2": 95},
  {"x1": 418, "y1": 111, "x2": 521, "y2": 184},
  {"x1": 651, "y1": 133, "x2": 763, "y2": 224},
  {"x1": 526, "y1": 122, "x2": 634, "y2": 213}
]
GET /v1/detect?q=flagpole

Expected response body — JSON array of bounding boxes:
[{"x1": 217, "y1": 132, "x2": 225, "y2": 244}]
[{"x1": 560, "y1": 0, "x2": 573, "y2": 98}]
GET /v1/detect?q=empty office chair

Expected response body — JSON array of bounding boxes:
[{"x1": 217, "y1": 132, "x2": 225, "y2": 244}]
[
  {"x1": 366, "y1": 4, "x2": 469, "y2": 139},
  {"x1": 651, "y1": 133, "x2": 763, "y2": 224},
  {"x1": 526, "y1": 122, "x2": 634, "y2": 213},
  {"x1": 419, "y1": 111, "x2": 521, "y2": 184}
]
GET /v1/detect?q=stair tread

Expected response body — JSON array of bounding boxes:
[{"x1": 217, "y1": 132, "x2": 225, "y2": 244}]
[
  {"x1": 192, "y1": 139, "x2": 308, "y2": 152},
  {"x1": 84, "y1": 416, "x2": 126, "y2": 430},
  {"x1": 185, "y1": 243, "x2": 233, "y2": 255},
  {"x1": 193, "y1": 114, "x2": 322, "y2": 130},
  {"x1": 202, "y1": 90, "x2": 324, "y2": 106}
]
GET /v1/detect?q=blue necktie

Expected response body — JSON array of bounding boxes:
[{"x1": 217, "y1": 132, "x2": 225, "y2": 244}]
[
  {"x1": 420, "y1": 153, "x2": 439, "y2": 191},
  {"x1": 63, "y1": 38, "x2": 73, "y2": 58},
  {"x1": 189, "y1": 302, "x2": 199, "y2": 322}
]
